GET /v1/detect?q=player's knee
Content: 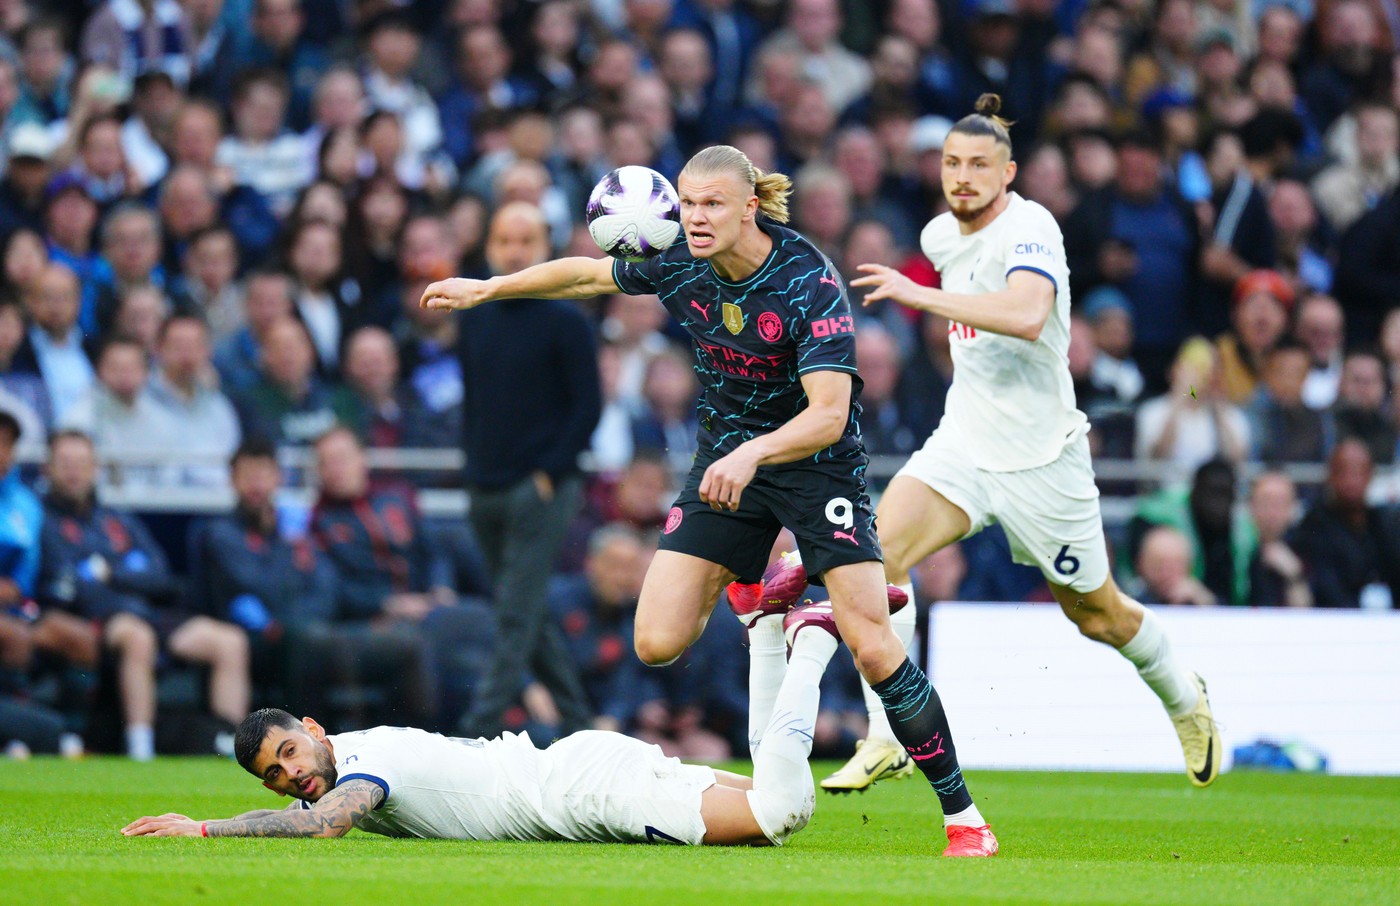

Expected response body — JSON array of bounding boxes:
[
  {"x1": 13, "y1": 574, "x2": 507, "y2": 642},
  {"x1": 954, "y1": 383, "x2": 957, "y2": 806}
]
[
  {"x1": 746, "y1": 784, "x2": 814, "y2": 846},
  {"x1": 634, "y1": 632, "x2": 684, "y2": 667}
]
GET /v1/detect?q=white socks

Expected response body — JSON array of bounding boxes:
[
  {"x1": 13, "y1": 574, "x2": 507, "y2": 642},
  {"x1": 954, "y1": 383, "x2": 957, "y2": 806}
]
[
  {"x1": 943, "y1": 802, "x2": 987, "y2": 828},
  {"x1": 746, "y1": 614, "x2": 788, "y2": 758},
  {"x1": 747, "y1": 629, "x2": 836, "y2": 846},
  {"x1": 1117, "y1": 607, "x2": 1199, "y2": 717},
  {"x1": 126, "y1": 724, "x2": 155, "y2": 761},
  {"x1": 861, "y1": 583, "x2": 916, "y2": 742}
]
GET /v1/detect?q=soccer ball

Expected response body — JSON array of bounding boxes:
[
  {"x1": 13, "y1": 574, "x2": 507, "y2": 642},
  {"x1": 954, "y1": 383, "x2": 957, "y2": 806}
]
[{"x1": 586, "y1": 166, "x2": 682, "y2": 261}]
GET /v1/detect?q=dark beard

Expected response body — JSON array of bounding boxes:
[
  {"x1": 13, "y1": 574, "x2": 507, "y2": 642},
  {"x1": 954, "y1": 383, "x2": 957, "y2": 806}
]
[
  {"x1": 950, "y1": 196, "x2": 996, "y2": 223},
  {"x1": 300, "y1": 746, "x2": 340, "y2": 801}
]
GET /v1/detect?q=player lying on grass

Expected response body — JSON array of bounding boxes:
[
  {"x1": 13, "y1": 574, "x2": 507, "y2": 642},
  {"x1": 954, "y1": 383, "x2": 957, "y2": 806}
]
[{"x1": 124, "y1": 594, "x2": 964, "y2": 849}]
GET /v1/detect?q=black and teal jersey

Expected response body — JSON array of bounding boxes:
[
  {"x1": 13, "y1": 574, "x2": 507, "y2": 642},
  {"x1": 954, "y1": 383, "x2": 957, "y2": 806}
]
[{"x1": 612, "y1": 219, "x2": 866, "y2": 466}]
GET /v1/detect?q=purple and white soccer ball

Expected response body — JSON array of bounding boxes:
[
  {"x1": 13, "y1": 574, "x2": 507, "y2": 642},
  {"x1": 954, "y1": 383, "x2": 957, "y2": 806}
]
[{"x1": 586, "y1": 166, "x2": 682, "y2": 261}]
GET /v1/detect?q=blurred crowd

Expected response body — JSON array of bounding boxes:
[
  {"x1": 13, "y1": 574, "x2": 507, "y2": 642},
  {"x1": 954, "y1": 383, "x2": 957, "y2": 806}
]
[{"x1": 3, "y1": 0, "x2": 1400, "y2": 758}]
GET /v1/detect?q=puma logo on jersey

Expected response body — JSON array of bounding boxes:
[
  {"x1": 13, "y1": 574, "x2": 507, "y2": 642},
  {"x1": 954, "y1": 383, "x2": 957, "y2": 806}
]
[
  {"x1": 690, "y1": 300, "x2": 711, "y2": 321},
  {"x1": 818, "y1": 274, "x2": 839, "y2": 289}
]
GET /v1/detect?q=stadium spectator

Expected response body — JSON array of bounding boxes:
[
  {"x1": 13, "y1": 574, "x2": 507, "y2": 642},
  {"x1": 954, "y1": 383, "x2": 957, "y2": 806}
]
[
  {"x1": 1132, "y1": 525, "x2": 1218, "y2": 606},
  {"x1": 895, "y1": 312, "x2": 954, "y2": 446},
  {"x1": 1332, "y1": 349, "x2": 1395, "y2": 465},
  {"x1": 791, "y1": 162, "x2": 851, "y2": 256},
  {"x1": 629, "y1": 346, "x2": 700, "y2": 474},
  {"x1": 0, "y1": 122, "x2": 55, "y2": 235},
  {"x1": 1135, "y1": 337, "x2": 1250, "y2": 472},
  {"x1": 216, "y1": 68, "x2": 312, "y2": 218},
  {"x1": 170, "y1": 225, "x2": 242, "y2": 344},
  {"x1": 285, "y1": 218, "x2": 353, "y2": 372},
  {"x1": 1335, "y1": 183, "x2": 1400, "y2": 340},
  {"x1": 41, "y1": 172, "x2": 107, "y2": 334},
  {"x1": 1197, "y1": 130, "x2": 1276, "y2": 339},
  {"x1": 1064, "y1": 130, "x2": 1198, "y2": 385},
  {"x1": 1268, "y1": 178, "x2": 1334, "y2": 296},
  {"x1": 1312, "y1": 101, "x2": 1399, "y2": 233},
  {"x1": 148, "y1": 315, "x2": 240, "y2": 484},
  {"x1": 0, "y1": 408, "x2": 66, "y2": 756},
  {"x1": 659, "y1": 28, "x2": 720, "y2": 154},
  {"x1": 1300, "y1": 0, "x2": 1389, "y2": 133},
  {"x1": 79, "y1": 0, "x2": 194, "y2": 86},
  {"x1": 1217, "y1": 269, "x2": 1293, "y2": 404},
  {"x1": 12, "y1": 18, "x2": 72, "y2": 127},
  {"x1": 232, "y1": 316, "x2": 356, "y2": 446},
  {"x1": 214, "y1": 268, "x2": 293, "y2": 393},
  {"x1": 833, "y1": 126, "x2": 916, "y2": 246},
  {"x1": 61, "y1": 337, "x2": 172, "y2": 480},
  {"x1": 1246, "y1": 470, "x2": 1312, "y2": 607},
  {"x1": 1296, "y1": 293, "x2": 1346, "y2": 410},
  {"x1": 1248, "y1": 340, "x2": 1331, "y2": 463},
  {"x1": 455, "y1": 201, "x2": 598, "y2": 739},
  {"x1": 1293, "y1": 438, "x2": 1400, "y2": 608},
  {"x1": 298, "y1": 66, "x2": 365, "y2": 176},
  {"x1": 1079, "y1": 287, "x2": 1142, "y2": 457},
  {"x1": 308, "y1": 426, "x2": 440, "y2": 725},
  {"x1": 184, "y1": 0, "x2": 245, "y2": 104},
  {"x1": 438, "y1": 24, "x2": 535, "y2": 169},
  {"x1": 1133, "y1": 457, "x2": 1251, "y2": 606},
  {"x1": 38, "y1": 430, "x2": 249, "y2": 758},
  {"x1": 341, "y1": 324, "x2": 456, "y2": 452},
  {"x1": 65, "y1": 111, "x2": 136, "y2": 209},
  {"x1": 551, "y1": 523, "x2": 648, "y2": 732},
  {"x1": 109, "y1": 283, "x2": 168, "y2": 356},
  {"x1": 188, "y1": 437, "x2": 338, "y2": 714},
  {"x1": 358, "y1": 12, "x2": 442, "y2": 176},
  {"x1": 0, "y1": 294, "x2": 53, "y2": 429},
  {"x1": 854, "y1": 324, "x2": 919, "y2": 457},
  {"x1": 844, "y1": 220, "x2": 917, "y2": 353},
  {"x1": 345, "y1": 175, "x2": 409, "y2": 315},
  {"x1": 95, "y1": 203, "x2": 166, "y2": 333},
  {"x1": 19, "y1": 262, "x2": 95, "y2": 425},
  {"x1": 240, "y1": 0, "x2": 327, "y2": 130},
  {"x1": 165, "y1": 102, "x2": 280, "y2": 266},
  {"x1": 754, "y1": 0, "x2": 870, "y2": 116},
  {"x1": 122, "y1": 70, "x2": 185, "y2": 185}
]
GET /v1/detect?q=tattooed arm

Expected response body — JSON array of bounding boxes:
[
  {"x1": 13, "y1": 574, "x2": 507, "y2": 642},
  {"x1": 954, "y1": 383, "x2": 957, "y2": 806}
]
[{"x1": 121, "y1": 780, "x2": 385, "y2": 838}]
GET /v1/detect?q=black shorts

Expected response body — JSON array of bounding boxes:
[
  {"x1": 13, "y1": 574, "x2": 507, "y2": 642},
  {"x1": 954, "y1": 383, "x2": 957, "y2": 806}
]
[{"x1": 657, "y1": 455, "x2": 882, "y2": 584}]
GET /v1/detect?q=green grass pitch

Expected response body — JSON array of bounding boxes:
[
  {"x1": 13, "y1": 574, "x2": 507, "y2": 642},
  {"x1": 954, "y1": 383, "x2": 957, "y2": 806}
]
[{"x1": 4, "y1": 758, "x2": 1397, "y2": 906}]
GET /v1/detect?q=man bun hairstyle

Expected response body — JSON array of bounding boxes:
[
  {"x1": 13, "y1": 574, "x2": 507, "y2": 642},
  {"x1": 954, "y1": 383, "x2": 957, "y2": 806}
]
[
  {"x1": 950, "y1": 93, "x2": 1015, "y2": 155},
  {"x1": 680, "y1": 145, "x2": 793, "y2": 223},
  {"x1": 234, "y1": 707, "x2": 302, "y2": 774}
]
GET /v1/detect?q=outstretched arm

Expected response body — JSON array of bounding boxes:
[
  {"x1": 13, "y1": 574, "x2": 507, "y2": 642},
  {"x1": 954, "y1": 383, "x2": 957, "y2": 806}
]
[
  {"x1": 420, "y1": 256, "x2": 620, "y2": 311},
  {"x1": 851, "y1": 265, "x2": 1055, "y2": 341},
  {"x1": 121, "y1": 779, "x2": 384, "y2": 839}
]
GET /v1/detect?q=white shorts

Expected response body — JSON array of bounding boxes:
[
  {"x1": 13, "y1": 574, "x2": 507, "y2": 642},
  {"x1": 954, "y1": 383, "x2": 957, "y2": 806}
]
[
  {"x1": 539, "y1": 731, "x2": 716, "y2": 846},
  {"x1": 895, "y1": 430, "x2": 1110, "y2": 593}
]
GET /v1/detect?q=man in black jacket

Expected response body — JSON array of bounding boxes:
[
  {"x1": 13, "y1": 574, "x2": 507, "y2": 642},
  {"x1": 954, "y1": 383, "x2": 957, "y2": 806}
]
[
  {"x1": 1292, "y1": 438, "x2": 1400, "y2": 608},
  {"x1": 455, "y1": 201, "x2": 600, "y2": 738}
]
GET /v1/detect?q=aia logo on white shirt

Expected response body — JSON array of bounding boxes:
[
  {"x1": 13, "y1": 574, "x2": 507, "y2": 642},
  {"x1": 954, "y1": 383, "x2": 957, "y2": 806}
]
[{"x1": 949, "y1": 320, "x2": 977, "y2": 341}]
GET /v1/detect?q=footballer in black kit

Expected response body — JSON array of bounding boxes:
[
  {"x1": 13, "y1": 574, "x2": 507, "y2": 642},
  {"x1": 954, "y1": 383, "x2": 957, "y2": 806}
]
[{"x1": 613, "y1": 219, "x2": 881, "y2": 584}]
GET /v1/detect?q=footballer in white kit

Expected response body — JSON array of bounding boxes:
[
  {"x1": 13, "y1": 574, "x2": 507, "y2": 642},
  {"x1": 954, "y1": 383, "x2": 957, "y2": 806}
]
[
  {"x1": 835, "y1": 93, "x2": 1223, "y2": 792},
  {"x1": 124, "y1": 591, "x2": 895, "y2": 850}
]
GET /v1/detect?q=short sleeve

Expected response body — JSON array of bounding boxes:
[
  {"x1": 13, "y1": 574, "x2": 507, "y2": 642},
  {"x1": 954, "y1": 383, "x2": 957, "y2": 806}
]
[
  {"x1": 1002, "y1": 214, "x2": 1062, "y2": 293},
  {"x1": 332, "y1": 736, "x2": 398, "y2": 809},
  {"x1": 795, "y1": 269, "x2": 859, "y2": 376},
  {"x1": 612, "y1": 256, "x2": 661, "y2": 295}
]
